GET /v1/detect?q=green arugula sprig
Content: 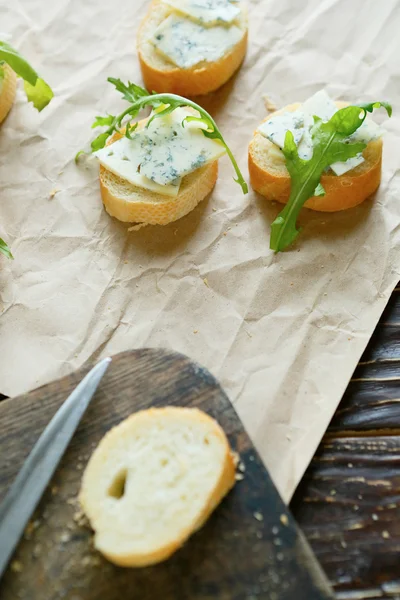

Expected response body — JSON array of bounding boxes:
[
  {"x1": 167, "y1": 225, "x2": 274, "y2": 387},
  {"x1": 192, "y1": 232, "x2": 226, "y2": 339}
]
[
  {"x1": 270, "y1": 101, "x2": 392, "y2": 252},
  {"x1": 80, "y1": 78, "x2": 248, "y2": 194},
  {"x1": 0, "y1": 237, "x2": 13, "y2": 259},
  {"x1": 0, "y1": 40, "x2": 53, "y2": 111},
  {"x1": 0, "y1": 41, "x2": 53, "y2": 259}
]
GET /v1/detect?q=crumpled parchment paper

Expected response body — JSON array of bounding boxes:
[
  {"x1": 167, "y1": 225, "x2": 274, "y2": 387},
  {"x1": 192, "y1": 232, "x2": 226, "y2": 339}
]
[{"x1": 0, "y1": 0, "x2": 399, "y2": 502}]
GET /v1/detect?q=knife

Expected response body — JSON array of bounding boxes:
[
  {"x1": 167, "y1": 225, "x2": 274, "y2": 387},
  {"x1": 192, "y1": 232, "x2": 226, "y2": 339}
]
[{"x1": 0, "y1": 357, "x2": 111, "y2": 578}]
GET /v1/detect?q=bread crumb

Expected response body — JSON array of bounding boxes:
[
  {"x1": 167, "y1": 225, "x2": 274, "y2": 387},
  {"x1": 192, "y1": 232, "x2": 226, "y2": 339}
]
[
  {"x1": 256, "y1": 531, "x2": 263, "y2": 539},
  {"x1": 238, "y1": 461, "x2": 246, "y2": 473},
  {"x1": 262, "y1": 94, "x2": 278, "y2": 112},
  {"x1": 280, "y1": 514, "x2": 289, "y2": 526},
  {"x1": 372, "y1": 514, "x2": 379, "y2": 521},
  {"x1": 235, "y1": 473, "x2": 244, "y2": 481},
  {"x1": 11, "y1": 560, "x2": 23, "y2": 573},
  {"x1": 231, "y1": 451, "x2": 240, "y2": 467},
  {"x1": 60, "y1": 532, "x2": 71, "y2": 544},
  {"x1": 67, "y1": 497, "x2": 78, "y2": 506},
  {"x1": 223, "y1": 231, "x2": 227, "y2": 236},
  {"x1": 49, "y1": 188, "x2": 60, "y2": 199},
  {"x1": 82, "y1": 555, "x2": 101, "y2": 567},
  {"x1": 193, "y1": 329, "x2": 198, "y2": 334},
  {"x1": 341, "y1": 540, "x2": 347, "y2": 548},
  {"x1": 253, "y1": 511, "x2": 263, "y2": 522},
  {"x1": 203, "y1": 278, "x2": 209, "y2": 287},
  {"x1": 51, "y1": 486, "x2": 59, "y2": 495},
  {"x1": 272, "y1": 526, "x2": 279, "y2": 535},
  {"x1": 330, "y1": 489, "x2": 336, "y2": 496},
  {"x1": 348, "y1": 463, "x2": 353, "y2": 468},
  {"x1": 212, "y1": 207, "x2": 217, "y2": 212},
  {"x1": 33, "y1": 544, "x2": 41, "y2": 558},
  {"x1": 382, "y1": 530, "x2": 390, "y2": 539},
  {"x1": 128, "y1": 223, "x2": 147, "y2": 232},
  {"x1": 246, "y1": 330, "x2": 252, "y2": 338}
]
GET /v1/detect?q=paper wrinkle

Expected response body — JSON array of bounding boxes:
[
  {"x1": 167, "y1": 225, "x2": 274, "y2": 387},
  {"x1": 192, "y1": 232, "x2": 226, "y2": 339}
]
[{"x1": 0, "y1": 0, "x2": 399, "y2": 501}]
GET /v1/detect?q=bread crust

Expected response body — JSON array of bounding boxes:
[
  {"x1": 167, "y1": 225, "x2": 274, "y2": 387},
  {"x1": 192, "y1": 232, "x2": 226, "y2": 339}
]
[
  {"x1": 137, "y1": 0, "x2": 248, "y2": 96},
  {"x1": 0, "y1": 65, "x2": 17, "y2": 124},
  {"x1": 248, "y1": 102, "x2": 383, "y2": 212},
  {"x1": 79, "y1": 407, "x2": 236, "y2": 567}
]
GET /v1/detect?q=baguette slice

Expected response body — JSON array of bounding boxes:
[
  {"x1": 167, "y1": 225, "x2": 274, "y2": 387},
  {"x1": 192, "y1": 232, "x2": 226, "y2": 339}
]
[
  {"x1": 79, "y1": 407, "x2": 236, "y2": 567},
  {"x1": 100, "y1": 128, "x2": 219, "y2": 225},
  {"x1": 0, "y1": 65, "x2": 17, "y2": 124},
  {"x1": 249, "y1": 102, "x2": 383, "y2": 212},
  {"x1": 137, "y1": 0, "x2": 248, "y2": 96}
]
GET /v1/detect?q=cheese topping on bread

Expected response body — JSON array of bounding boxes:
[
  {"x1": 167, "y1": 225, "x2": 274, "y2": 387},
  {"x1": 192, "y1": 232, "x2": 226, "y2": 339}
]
[
  {"x1": 258, "y1": 90, "x2": 384, "y2": 176},
  {"x1": 162, "y1": 0, "x2": 241, "y2": 25},
  {"x1": 95, "y1": 107, "x2": 226, "y2": 197},
  {"x1": 151, "y1": 0, "x2": 244, "y2": 69}
]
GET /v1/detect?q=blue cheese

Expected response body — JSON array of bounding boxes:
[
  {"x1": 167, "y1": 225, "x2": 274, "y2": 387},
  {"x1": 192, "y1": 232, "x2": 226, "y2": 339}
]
[
  {"x1": 95, "y1": 139, "x2": 182, "y2": 197},
  {"x1": 95, "y1": 107, "x2": 225, "y2": 195},
  {"x1": 161, "y1": 0, "x2": 241, "y2": 25},
  {"x1": 257, "y1": 90, "x2": 384, "y2": 176},
  {"x1": 151, "y1": 13, "x2": 242, "y2": 69},
  {"x1": 257, "y1": 111, "x2": 304, "y2": 149}
]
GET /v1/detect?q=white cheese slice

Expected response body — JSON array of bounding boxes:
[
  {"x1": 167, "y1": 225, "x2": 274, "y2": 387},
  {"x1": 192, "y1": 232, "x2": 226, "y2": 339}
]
[
  {"x1": 137, "y1": 107, "x2": 226, "y2": 184},
  {"x1": 257, "y1": 111, "x2": 304, "y2": 149},
  {"x1": 95, "y1": 138, "x2": 182, "y2": 197},
  {"x1": 161, "y1": 0, "x2": 241, "y2": 25},
  {"x1": 151, "y1": 13, "x2": 243, "y2": 69},
  {"x1": 330, "y1": 154, "x2": 365, "y2": 176},
  {"x1": 302, "y1": 89, "x2": 337, "y2": 123},
  {"x1": 94, "y1": 107, "x2": 225, "y2": 195}
]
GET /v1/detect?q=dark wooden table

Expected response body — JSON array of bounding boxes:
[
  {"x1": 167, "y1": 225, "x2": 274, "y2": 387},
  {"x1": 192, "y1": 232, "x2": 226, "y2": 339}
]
[{"x1": 292, "y1": 282, "x2": 400, "y2": 600}]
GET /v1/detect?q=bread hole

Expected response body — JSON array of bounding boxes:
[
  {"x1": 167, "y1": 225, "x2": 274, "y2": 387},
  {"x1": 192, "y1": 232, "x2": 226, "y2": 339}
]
[{"x1": 108, "y1": 470, "x2": 127, "y2": 499}]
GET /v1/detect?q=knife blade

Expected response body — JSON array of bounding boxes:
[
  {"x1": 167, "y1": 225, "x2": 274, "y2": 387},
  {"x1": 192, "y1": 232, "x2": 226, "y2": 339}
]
[{"x1": 0, "y1": 356, "x2": 111, "y2": 578}]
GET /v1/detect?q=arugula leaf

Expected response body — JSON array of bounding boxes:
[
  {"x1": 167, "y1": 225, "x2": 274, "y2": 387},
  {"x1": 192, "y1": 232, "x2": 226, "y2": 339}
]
[
  {"x1": 82, "y1": 78, "x2": 248, "y2": 194},
  {"x1": 0, "y1": 40, "x2": 53, "y2": 111},
  {"x1": 108, "y1": 78, "x2": 148, "y2": 104},
  {"x1": 92, "y1": 114, "x2": 116, "y2": 128},
  {"x1": 270, "y1": 102, "x2": 392, "y2": 252},
  {"x1": 24, "y1": 78, "x2": 53, "y2": 111},
  {"x1": 0, "y1": 238, "x2": 13, "y2": 260}
]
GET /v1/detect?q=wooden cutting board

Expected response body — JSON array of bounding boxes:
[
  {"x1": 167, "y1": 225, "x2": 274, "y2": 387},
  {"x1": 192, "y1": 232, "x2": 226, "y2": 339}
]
[{"x1": 0, "y1": 349, "x2": 333, "y2": 600}]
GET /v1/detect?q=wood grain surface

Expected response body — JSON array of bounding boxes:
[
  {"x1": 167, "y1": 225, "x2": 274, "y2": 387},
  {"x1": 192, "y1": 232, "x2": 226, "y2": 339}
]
[
  {"x1": 0, "y1": 349, "x2": 333, "y2": 600},
  {"x1": 292, "y1": 284, "x2": 400, "y2": 600}
]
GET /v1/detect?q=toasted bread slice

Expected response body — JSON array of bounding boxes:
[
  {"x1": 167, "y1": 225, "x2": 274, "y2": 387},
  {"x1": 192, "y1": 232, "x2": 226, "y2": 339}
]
[
  {"x1": 249, "y1": 102, "x2": 383, "y2": 212},
  {"x1": 99, "y1": 127, "x2": 219, "y2": 225},
  {"x1": 0, "y1": 65, "x2": 17, "y2": 124},
  {"x1": 79, "y1": 407, "x2": 236, "y2": 567},
  {"x1": 137, "y1": 0, "x2": 248, "y2": 96}
]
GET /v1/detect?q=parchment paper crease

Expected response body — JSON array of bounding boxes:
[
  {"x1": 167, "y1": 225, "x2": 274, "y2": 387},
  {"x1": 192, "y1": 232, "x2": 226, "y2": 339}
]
[{"x1": 0, "y1": 0, "x2": 399, "y2": 502}]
